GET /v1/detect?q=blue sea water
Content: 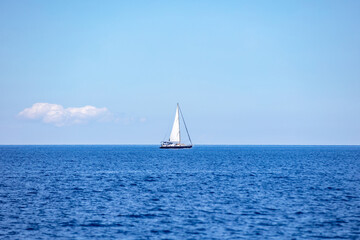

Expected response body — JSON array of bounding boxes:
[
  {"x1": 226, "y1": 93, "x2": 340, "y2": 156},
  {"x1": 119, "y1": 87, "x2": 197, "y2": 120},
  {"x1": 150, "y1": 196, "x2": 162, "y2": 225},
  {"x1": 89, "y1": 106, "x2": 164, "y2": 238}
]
[{"x1": 0, "y1": 145, "x2": 359, "y2": 239}]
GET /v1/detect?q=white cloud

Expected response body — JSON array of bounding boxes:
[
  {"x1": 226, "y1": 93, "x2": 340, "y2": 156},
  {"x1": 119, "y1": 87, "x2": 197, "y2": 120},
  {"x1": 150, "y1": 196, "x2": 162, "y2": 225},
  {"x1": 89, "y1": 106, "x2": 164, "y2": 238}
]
[{"x1": 18, "y1": 103, "x2": 110, "y2": 127}]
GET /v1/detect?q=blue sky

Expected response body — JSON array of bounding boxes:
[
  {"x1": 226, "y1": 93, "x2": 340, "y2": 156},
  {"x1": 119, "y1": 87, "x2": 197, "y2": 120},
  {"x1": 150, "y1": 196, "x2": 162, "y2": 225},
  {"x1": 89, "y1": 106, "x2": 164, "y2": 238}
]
[{"x1": 0, "y1": 0, "x2": 359, "y2": 144}]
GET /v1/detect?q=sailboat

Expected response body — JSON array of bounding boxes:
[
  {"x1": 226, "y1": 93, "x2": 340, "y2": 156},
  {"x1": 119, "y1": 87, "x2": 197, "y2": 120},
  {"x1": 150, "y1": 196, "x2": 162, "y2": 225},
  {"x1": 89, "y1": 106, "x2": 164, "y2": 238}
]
[{"x1": 160, "y1": 103, "x2": 193, "y2": 149}]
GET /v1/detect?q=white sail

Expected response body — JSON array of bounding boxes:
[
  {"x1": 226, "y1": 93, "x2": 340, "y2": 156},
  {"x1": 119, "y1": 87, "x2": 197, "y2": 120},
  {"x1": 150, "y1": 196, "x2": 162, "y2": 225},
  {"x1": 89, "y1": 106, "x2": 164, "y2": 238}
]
[{"x1": 169, "y1": 105, "x2": 180, "y2": 143}]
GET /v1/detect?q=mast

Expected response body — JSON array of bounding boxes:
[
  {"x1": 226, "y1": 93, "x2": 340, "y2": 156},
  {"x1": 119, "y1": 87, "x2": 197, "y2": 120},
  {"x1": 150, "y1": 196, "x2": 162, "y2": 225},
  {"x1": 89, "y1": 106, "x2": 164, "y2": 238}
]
[{"x1": 178, "y1": 103, "x2": 181, "y2": 143}]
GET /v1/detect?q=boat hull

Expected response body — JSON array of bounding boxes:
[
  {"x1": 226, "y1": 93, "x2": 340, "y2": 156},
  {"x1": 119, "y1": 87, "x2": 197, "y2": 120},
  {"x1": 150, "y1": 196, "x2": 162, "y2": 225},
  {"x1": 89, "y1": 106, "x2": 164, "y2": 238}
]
[{"x1": 160, "y1": 145, "x2": 192, "y2": 149}]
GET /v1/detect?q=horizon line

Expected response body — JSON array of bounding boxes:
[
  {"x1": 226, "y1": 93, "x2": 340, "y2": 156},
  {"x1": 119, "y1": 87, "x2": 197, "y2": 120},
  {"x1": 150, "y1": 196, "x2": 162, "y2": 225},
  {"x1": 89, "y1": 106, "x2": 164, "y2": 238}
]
[{"x1": 0, "y1": 144, "x2": 359, "y2": 146}]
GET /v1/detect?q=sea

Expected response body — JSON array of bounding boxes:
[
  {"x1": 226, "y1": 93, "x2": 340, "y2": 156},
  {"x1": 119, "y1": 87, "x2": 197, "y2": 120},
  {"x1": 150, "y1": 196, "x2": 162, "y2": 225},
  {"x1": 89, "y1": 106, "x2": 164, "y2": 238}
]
[{"x1": 0, "y1": 145, "x2": 359, "y2": 239}]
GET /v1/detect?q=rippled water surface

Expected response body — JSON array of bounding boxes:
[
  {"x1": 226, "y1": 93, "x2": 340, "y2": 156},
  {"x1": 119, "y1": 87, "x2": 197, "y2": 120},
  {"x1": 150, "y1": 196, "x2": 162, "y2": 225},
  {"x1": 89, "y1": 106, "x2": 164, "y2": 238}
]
[{"x1": 0, "y1": 145, "x2": 359, "y2": 239}]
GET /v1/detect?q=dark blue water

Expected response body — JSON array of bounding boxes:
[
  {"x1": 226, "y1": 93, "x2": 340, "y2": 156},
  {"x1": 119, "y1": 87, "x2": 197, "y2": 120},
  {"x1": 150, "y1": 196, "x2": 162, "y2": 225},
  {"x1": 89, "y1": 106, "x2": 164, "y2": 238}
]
[{"x1": 0, "y1": 146, "x2": 359, "y2": 239}]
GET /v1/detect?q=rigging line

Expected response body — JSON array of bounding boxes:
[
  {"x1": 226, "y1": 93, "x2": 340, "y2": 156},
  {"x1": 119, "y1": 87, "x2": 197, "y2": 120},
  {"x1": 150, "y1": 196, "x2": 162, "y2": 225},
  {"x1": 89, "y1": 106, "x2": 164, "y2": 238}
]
[{"x1": 179, "y1": 104, "x2": 193, "y2": 145}]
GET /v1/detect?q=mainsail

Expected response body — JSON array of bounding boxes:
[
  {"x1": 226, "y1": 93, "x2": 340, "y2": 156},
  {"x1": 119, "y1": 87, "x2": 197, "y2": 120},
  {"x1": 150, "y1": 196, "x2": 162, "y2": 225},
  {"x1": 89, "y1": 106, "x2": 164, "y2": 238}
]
[{"x1": 169, "y1": 105, "x2": 180, "y2": 143}]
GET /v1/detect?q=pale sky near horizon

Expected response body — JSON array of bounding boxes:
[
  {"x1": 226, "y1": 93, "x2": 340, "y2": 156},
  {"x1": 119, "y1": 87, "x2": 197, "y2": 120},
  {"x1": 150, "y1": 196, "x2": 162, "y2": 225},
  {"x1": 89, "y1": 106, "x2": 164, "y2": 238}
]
[{"x1": 0, "y1": 0, "x2": 359, "y2": 144}]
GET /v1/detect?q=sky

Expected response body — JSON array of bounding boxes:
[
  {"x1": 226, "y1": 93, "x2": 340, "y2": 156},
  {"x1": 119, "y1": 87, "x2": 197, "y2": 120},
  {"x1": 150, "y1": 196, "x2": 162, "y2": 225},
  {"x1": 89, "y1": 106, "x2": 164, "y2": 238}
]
[{"x1": 0, "y1": 0, "x2": 359, "y2": 145}]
